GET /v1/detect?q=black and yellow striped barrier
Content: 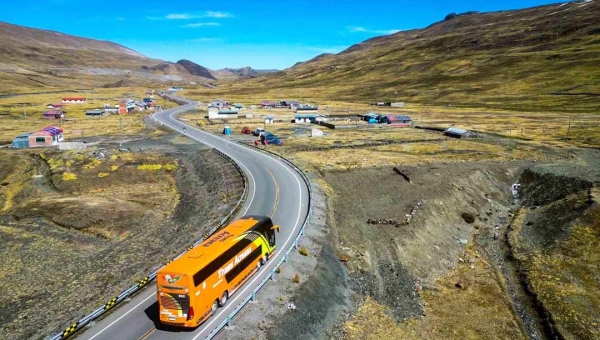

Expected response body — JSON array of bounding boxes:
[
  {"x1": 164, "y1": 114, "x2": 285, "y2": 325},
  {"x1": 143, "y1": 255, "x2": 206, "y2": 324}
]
[
  {"x1": 137, "y1": 276, "x2": 150, "y2": 288},
  {"x1": 61, "y1": 322, "x2": 79, "y2": 337},
  {"x1": 103, "y1": 297, "x2": 118, "y2": 310}
]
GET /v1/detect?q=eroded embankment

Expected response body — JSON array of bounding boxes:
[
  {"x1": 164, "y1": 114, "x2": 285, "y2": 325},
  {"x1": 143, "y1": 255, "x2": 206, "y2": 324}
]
[{"x1": 508, "y1": 168, "x2": 598, "y2": 340}]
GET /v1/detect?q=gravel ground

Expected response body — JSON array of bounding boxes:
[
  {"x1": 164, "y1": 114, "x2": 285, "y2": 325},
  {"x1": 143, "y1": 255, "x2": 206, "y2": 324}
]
[{"x1": 214, "y1": 183, "x2": 353, "y2": 340}]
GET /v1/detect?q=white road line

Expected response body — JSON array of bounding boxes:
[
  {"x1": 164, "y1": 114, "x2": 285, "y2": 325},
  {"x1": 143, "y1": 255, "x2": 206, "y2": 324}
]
[
  {"x1": 87, "y1": 291, "x2": 156, "y2": 340},
  {"x1": 86, "y1": 99, "x2": 307, "y2": 340},
  {"x1": 193, "y1": 152, "x2": 304, "y2": 340}
]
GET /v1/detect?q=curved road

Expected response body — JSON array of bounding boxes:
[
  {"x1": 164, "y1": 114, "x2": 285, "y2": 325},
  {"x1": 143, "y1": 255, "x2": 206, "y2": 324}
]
[{"x1": 77, "y1": 95, "x2": 310, "y2": 340}]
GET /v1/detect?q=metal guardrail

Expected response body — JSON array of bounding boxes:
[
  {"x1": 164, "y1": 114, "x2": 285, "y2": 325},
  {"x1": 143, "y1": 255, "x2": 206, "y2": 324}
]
[
  {"x1": 202, "y1": 142, "x2": 314, "y2": 340},
  {"x1": 48, "y1": 148, "x2": 248, "y2": 340}
]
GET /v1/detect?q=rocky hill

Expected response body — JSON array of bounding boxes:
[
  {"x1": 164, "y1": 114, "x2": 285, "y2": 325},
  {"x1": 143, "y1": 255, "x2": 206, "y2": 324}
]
[
  {"x1": 211, "y1": 66, "x2": 279, "y2": 80},
  {"x1": 0, "y1": 22, "x2": 215, "y2": 93},
  {"x1": 176, "y1": 59, "x2": 216, "y2": 80},
  {"x1": 222, "y1": 0, "x2": 600, "y2": 112}
]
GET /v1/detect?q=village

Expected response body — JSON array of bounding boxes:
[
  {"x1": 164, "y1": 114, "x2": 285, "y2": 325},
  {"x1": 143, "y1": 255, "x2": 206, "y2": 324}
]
[
  {"x1": 198, "y1": 97, "x2": 476, "y2": 146},
  {"x1": 10, "y1": 91, "x2": 477, "y2": 150},
  {"x1": 10, "y1": 91, "x2": 163, "y2": 149}
]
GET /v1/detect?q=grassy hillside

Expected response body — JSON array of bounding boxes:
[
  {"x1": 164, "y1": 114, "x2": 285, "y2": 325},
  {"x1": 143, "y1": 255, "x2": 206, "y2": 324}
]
[
  {"x1": 205, "y1": 1, "x2": 600, "y2": 112},
  {"x1": 0, "y1": 22, "x2": 215, "y2": 93}
]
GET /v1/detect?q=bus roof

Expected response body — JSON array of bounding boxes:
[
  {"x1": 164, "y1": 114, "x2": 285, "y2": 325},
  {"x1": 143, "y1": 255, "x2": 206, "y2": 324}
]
[{"x1": 159, "y1": 216, "x2": 270, "y2": 276}]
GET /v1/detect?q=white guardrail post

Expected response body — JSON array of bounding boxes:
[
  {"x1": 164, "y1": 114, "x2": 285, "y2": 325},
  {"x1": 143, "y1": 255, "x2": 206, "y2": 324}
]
[{"x1": 202, "y1": 142, "x2": 314, "y2": 340}]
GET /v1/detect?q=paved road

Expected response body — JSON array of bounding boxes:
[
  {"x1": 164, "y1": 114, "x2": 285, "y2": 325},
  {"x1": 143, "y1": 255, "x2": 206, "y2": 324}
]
[{"x1": 77, "y1": 96, "x2": 310, "y2": 340}]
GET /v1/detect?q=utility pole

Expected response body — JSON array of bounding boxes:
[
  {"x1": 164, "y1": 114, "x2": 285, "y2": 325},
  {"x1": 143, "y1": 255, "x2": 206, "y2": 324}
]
[{"x1": 119, "y1": 115, "x2": 123, "y2": 148}]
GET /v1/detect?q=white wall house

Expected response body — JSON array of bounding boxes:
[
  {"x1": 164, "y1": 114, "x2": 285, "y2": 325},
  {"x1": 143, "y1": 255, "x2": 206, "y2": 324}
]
[{"x1": 208, "y1": 106, "x2": 239, "y2": 119}]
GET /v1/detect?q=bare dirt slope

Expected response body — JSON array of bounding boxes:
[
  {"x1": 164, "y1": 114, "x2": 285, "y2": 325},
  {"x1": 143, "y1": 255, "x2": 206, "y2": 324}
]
[
  {"x1": 0, "y1": 132, "x2": 243, "y2": 340},
  {"x1": 508, "y1": 155, "x2": 600, "y2": 340}
]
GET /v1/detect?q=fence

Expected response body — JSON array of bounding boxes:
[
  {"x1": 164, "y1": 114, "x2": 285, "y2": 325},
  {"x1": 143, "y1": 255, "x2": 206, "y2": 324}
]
[
  {"x1": 201, "y1": 142, "x2": 314, "y2": 340},
  {"x1": 48, "y1": 148, "x2": 248, "y2": 340}
]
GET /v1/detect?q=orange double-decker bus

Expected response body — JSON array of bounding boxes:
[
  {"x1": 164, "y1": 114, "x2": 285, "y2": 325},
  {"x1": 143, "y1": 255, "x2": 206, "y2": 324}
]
[{"x1": 156, "y1": 215, "x2": 279, "y2": 327}]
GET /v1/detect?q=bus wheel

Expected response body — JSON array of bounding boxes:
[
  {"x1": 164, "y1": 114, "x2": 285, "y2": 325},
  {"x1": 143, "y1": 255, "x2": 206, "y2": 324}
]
[
  {"x1": 211, "y1": 300, "x2": 219, "y2": 315},
  {"x1": 260, "y1": 254, "x2": 267, "y2": 265},
  {"x1": 219, "y1": 291, "x2": 229, "y2": 307}
]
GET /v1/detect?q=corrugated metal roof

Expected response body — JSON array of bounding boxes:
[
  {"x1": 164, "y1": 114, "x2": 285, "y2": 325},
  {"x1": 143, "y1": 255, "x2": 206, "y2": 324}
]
[
  {"x1": 445, "y1": 127, "x2": 469, "y2": 135},
  {"x1": 15, "y1": 132, "x2": 32, "y2": 138},
  {"x1": 295, "y1": 113, "x2": 322, "y2": 118}
]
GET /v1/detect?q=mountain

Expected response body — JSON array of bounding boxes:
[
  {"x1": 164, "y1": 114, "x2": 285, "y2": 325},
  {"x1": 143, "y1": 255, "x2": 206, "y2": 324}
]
[
  {"x1": 0, "y1": 22, "x2": 216, "y2": 93},
  {"x1": 176, "y1": 59, "x2": 216, "y2": 80},
  {"x1": 225, "y1": 1, "x2": 600, "y2": 112},
  {"x1": 211, "y1": 66, "x2": 280, "y2": 80}
]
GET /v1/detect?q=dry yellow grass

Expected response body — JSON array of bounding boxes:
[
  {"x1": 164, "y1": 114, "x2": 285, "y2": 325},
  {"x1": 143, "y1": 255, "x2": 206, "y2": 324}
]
[
  {"x1": 0, "y1": 87, "x2": 177, "y2": 144},
  {"x1": 182, "y1": 90, "x2": 599, "y2": 148},
  {"x1": 510, "y1": 203, "x2": 600, "y2": 340},
  {"x1": 345, "y1": 244, "x2": 527, "y2": 340}
]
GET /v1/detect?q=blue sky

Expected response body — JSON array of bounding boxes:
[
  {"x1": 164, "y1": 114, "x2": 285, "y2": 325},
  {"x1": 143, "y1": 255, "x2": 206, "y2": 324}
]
[{"x1": 1, "y1": 0, "x2": 563, "y2": 70}]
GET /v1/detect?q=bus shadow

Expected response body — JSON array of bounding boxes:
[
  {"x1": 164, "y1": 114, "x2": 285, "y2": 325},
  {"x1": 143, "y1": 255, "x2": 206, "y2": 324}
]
[{"x1": 144, "y1": 301, "x2": 198, "y2": 332}]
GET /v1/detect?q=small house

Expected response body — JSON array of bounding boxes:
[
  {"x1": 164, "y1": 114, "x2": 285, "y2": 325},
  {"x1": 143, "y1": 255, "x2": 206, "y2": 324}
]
[
  {"x1": 143, "y1": 97, "x2": 153, "y2": 103},
  {"x1": 234, "y1": 103, "x2": 244, "y2": 109},
  {"x1": 46, "y1": 103, "x2": 66, "y2": 109},
  {"x1": 261, "y1": 101, "x2": 277, "y2": 109},
  {"x1": 444, "y1": 127, "x2": 476, "y2": 139},
  {"x1": 361, "y1": 112, "x2": 382, "y2": 123},
  {"x1": 208, "y1": 106, "x2": 239, "y2": 119},
  {"x1": 280, "y1": 100, "x2": 299, "y2": 109},
  {"x1": 12, "y1": 132, "x2": 32, "y2": 149},
  {"x1": 61, "y1": 97, "x2": 86, "y2": 104},
  {"x1": 42, "y1": 110, "x2": 65, "y2": 120},
  {"x1": 294, "y1": 113, "x2": 325, "y2": 124},
  {"x1": 391, "y1": 102, "x2": 405, "y2": 108},
  {"x1": 29, "y1": 126, "x2": 64, "y2": 147},
  {"x1": 381, "y1": 115, "x2": 412, "y2": 127},
  {"x1": 295, "y1": 104, "x2": 318, "y2": 112}
]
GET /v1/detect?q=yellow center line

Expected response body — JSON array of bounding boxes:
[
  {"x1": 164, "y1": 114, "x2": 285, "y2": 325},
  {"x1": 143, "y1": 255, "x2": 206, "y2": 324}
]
[
  {"x1": 138, "y1": 327, "x2": 155, "y2": 340},
  {"x1": 259, "y1": 163, "x2": 280, "y2": 218}
]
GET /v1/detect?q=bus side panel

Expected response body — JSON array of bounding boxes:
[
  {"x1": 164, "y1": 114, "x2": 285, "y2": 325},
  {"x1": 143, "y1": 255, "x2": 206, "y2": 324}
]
[{"x1": 225, "y1": 241, "x2": 268, "y2": 296}]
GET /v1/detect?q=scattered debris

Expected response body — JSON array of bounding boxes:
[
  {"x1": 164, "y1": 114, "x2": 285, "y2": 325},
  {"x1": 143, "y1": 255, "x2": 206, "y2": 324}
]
[
  {"x1": 287, "y1": 302, "x2": 297, "y2": 311},
  {"x1": 511, "y1": 183, "x2": 521, "y2": 199},
  {"x1": 367, "y1": 200, "x2": 423, "y2": 227}
]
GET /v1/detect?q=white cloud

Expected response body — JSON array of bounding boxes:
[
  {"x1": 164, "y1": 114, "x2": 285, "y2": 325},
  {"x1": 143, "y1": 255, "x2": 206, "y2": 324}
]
[
  {"x1": 163, "y1": 11, "x2": 234, "y2": 20},
  {"x1": 166, "y1": 13, "x2": 196, "y2": 20},
  {"x1": 205, "y1": 11, "x2": 233, "y2": 18},
  {"x1": 346, "y1": 26, "x2": 400, "y2": 35},
  {"x1": 181, "y1": 22, "x2": 221, "y2": 28}
]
